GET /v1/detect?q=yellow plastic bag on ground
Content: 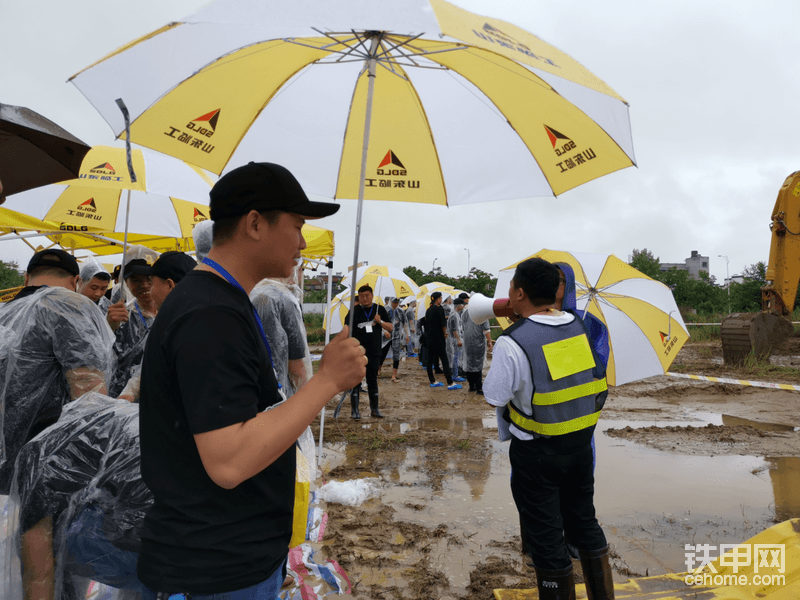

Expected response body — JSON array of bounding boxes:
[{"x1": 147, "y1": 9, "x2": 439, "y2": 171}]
[{"x1": 290, "y1": 446, "x2": 311, "y2": 548}]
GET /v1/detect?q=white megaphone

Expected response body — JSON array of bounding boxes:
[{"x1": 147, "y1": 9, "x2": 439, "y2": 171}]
[{"x1": 468, "y1": 293, "x2": 515, "y2": 324}]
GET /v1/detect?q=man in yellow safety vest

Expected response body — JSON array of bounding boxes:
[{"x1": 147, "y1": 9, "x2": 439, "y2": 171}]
[{"x1": 483, "y1": 257, "x2": 613, "y2": 600}]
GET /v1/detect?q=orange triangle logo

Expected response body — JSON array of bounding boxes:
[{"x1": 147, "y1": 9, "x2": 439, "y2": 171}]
[
  {"x1": 193, "y1": 109, "x2": 220, "y2": 131},
  {"x1": 193, "y1": 208, "x2": 207, "y2": 219},
  {"x1": 79, "y1": 198, "x2": 97, "y2": 209},
  {"x1": 378, "y1": 150, "x2": 405, "y2": 169},
  {"x1": 544, "y1": 125, "x2": 571, "y2": 149},
  {"x1": 659, "y1": 331, "x2": 669, "y2": 344}
]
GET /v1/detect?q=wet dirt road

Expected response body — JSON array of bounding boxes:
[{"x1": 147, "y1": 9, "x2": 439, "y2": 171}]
[{"x1": 299, "y1": 342, "x2": 800, "y2": 599}]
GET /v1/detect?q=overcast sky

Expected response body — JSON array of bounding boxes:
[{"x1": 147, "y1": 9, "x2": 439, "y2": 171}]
[{"x1": 2, "y1": 0, "x2": 798, "y2": 286}]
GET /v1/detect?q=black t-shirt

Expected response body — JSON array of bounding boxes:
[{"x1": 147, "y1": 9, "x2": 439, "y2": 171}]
[
  {"x1": 425, "y1": 304, "x2": 448, "y2": 348},
  {"x1": 344, "y1": 303, "x2": 390, "y2": 357},
  {"x1": 137, "y1": 271, "x2": 294, "y2": 594}
]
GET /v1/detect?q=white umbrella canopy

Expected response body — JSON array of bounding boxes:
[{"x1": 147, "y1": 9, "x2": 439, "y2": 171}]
[{"x1": 495, "y1": 250, "x2": 690, "y2": 386}]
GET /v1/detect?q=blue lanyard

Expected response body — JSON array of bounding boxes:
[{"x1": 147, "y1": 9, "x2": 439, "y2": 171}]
[
  {"x1": 361, "y1": 304, "x2": 376, "y2": 321},
  {"x1": 202, "y1": 258, "x2": 280, "y2": 387},
  {"x1": 134, "y1": 301, "x2": 149, "y2": 329}
]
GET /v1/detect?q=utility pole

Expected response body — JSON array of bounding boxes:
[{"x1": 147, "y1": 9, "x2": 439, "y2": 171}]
[
  {"x1": 464, "y1": 248, "x2": 470, "y2": 275},
  {"x1": 718, "y1": 254, "x2": 730, "y2": 314}
]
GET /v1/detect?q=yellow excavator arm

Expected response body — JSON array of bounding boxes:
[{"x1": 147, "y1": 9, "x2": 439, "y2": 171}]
[{"x1": 762, "y1": 171, "x2": 800, "y2": 316}]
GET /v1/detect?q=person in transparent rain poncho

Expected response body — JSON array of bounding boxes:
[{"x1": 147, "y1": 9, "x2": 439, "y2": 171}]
[
  {"x1": 460, "y1": 301, "x2": 493, "y2": 395},
  {"x1": 447, "y1": 298, "x2": 466, "y2": 383},
  {"x1": 192, "y1": 218, "x2": 213, "y2": 263},
  {"x1": 386, "y1": 298, "x2": 408, "y2": 383},
  {"x1": 76, "y1": 258, "x2": 112, "y2": 314},
  {"x1": 107, "y1": 247, "x2": 160, "y2": 397},
  {"x1": 249, "y1": 260, "x2": 312, "y2": 398},
  {"x1": 0, "y1": 250, "x2": 114, "y2": 495},
  {"x1": 1, "y1": 394, "x2": 150, "y2": 600}
]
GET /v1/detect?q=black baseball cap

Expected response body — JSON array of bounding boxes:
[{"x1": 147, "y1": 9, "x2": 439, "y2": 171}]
[
  {"x1": 27, "y1": 249, "x2": 79, "y2": 276},
  {"x1": 458, "y1": 292, "x2": 470, "y2": 300},
  {"x1": 123, "y1": 258, "x2": 152, "y2": 280},
  {"x1": 453, "y1": 298, "x2": 465, "y2": 305},
  {"x1": 146, "y1": 251, "x2": 197, "y2": 283},
  {"x1": 209, "y1": 162, "x2": 340, "y2": 221}
]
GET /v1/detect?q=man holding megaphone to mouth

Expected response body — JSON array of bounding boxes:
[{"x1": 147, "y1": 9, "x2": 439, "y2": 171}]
[{"x1": 480, "y1": 258, "x2": 614, "y2": 600}]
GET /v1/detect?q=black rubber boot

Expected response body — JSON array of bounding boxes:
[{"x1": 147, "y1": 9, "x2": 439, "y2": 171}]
[
  {"x1": 369, "y1": 393, "x2": 384, "y2": 418},
  {"x1": 534, "y1": 564, "x2": 575, "y2": 600},
  {"x1": 579, "y1": 546, "x2": 615, "y2": 600},
  {"x1": 350, "y1": 390, "x2": 361, "y2": 420}
]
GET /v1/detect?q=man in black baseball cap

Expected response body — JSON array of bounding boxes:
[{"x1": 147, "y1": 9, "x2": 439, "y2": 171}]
[
  {"x1": 145, "y1": 251, "x2": 198, "y2": 311},
  {"x1": 137, "y1": 162, "x2": 365, "y2": 597}
]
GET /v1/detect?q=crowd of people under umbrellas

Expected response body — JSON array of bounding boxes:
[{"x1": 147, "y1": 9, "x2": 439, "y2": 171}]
[{"x1": 0, "y1": 162, "x2": 613, "y2": 600}]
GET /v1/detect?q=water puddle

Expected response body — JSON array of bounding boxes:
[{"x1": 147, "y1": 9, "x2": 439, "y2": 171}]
[
  {"x1": 317, "y1": 415, "x2": 797, "y2": 594},
  {"x1": 358, "y1": 414, "x2": 497, "y2": 434}
]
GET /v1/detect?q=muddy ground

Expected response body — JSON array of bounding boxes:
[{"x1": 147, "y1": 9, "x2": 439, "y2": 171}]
[{"x1": 303, "y1": 336, "x2": 800, "y2": 599}]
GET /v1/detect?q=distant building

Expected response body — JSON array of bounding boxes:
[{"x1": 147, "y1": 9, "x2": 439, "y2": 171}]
[
  {"x1": 659, "y1": 250, "x2": 709, "y2": 280},
  {"x1": 723, "y1": 275, "x2": 745, "y2": 288},
  {"x1": 304, "y1": 272, "x2": 346, "y2": 292}
]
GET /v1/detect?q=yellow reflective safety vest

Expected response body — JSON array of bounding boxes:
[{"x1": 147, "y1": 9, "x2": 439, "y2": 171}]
[{"x1": 503, "y1": 315, "x2": 608, "y2": 437}]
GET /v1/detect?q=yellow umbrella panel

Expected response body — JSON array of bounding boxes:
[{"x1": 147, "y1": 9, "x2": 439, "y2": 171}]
[{"x1": 495, "y1": 250, "x2": 690, "y2": 386}]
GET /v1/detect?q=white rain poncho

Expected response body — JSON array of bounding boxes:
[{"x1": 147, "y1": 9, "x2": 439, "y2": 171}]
[
  {"x1": 250, "y1": 278, "x2": 311, "y2": 397},
  {"x1": 0, "y1": 287, "x2": 115, "y2": 494},
  {"x1": 109, "y1": 246, "x2": 160, "y2": 397},
  {"x1": 1, "y1": 393, "x2": 149, "y2": 600},
  {"x1": 460, "y1": 307, "x2": 490, "y2": 373},
  {"x1": 192, "y1": 219, "x2": 213, "y2": 263}
]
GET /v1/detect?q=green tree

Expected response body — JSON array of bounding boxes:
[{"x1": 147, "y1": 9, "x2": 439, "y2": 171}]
[
  {"x1": 0, "y1": 261, "x2": 23, "y2": 289},
  {"x1": 629, "y1": 248, "x2": 661, "y2": 278},
  {"x1": 729, "y1": 261, "x2": 766, "y2": 312},
  {"x1": 456, "y1": 268, "x2": 497, "y2": 295}
]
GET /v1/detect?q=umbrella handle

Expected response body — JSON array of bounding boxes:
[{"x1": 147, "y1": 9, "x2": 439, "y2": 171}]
[{"x1": 114, "y1": 99, "x2": 137, "y2": 183}]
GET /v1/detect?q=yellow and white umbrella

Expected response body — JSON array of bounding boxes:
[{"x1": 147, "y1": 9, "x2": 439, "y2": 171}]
[
  {"x1": 324, "y1": 290, "x2": 385, "y2": 336},
  {"x1": 415, "y1": 282, "x2": 458, "y2": 319},
  {"x1": 348, "y1": 265, "x2": 420, "y2": 301},
  {"x1": 70, "y1": 1, "x2": 634, "y2": 200},
  {"x1": 495, "y1": 250, "x2": 690, "y2": 386},
  {"x1": 1, "y1": 145, "x2": 213, "y2": 244}
]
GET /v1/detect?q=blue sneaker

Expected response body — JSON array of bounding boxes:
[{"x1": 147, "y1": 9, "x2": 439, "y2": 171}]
[
  {"x1": 452, "y1": 376, "x2": 466, "y2": 382},
  {"x1": 447, "y1": 383, "x2": 463, "y2": 390},
  {"x1": 408, "y1": 353, "x2": 418, "y2": 357},
  {"x1": 430, "y1": 382, "x2": 444, "y2": 388}
]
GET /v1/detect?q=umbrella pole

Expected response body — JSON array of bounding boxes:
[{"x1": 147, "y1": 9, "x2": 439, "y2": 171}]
[
  {"x1": 335, "y1": 34, "x2": 381, "y2": 421},
  {"x1": 115, "y1": 98, "x2": 137, "y2": 283},
  {"x1": 318, "y1": 259, "x2": 334, "y2": 467},
  {"x1": 345, "y1": 34, "x2": 381, "y2": 327}
]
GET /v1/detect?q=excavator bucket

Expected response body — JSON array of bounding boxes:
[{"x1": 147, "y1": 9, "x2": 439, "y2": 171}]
[{"x1": 721, "y1": 312, "x2": 793, "y2": 364}]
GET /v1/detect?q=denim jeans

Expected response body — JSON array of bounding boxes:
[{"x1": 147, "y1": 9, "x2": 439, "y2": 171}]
[
  {"x1": 140, "y1": 560, "x2": 285, "y2": 600},
  {"x1": 63, "y1": 505, "x2": 146, "y2": 596}
]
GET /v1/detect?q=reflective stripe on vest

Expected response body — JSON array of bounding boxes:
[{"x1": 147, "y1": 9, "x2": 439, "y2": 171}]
[{"x1": 504, "y1": 316, "x2": 607, "y2": 436}]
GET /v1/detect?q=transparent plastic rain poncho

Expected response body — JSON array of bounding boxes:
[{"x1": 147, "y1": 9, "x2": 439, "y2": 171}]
[
  {"x1": 77, "y1": 258, "x2": 112, "y2": 314},
  {"x1": 250, "y1": 278, "x2": 311, "y2": 397},
  {"x1": 1, "y1": 393, "x2": 150, "y2": 600},
  {"x1": 460, "y1": 307, "x2": 490, "y2": 373},
  {"x1": 0, "y1": 287, "x2": 115, "y2": 493},
  {"x1": 250, "y1": 272, "x2": 316, "y2": 470},
  {"x1": 109, "y1": 246, "x2": 160, "y2": 397},
  {"x1": 192, "y1": 219, "x2": 213, "y2": 263},
  {"x1": 387, "y1": 304, "x2": 407, "y2": 357},
  {"x1": 76, "y1": 258, "x2": 110, "y2": 294},
  {"x1": 446, "y1": 308, "x2": 463, "y2": 366}
]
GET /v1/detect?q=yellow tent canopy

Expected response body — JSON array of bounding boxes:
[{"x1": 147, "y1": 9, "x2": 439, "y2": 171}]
[{"x1": 0, "y1": 207, "x2": 334, "y2": 259}]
